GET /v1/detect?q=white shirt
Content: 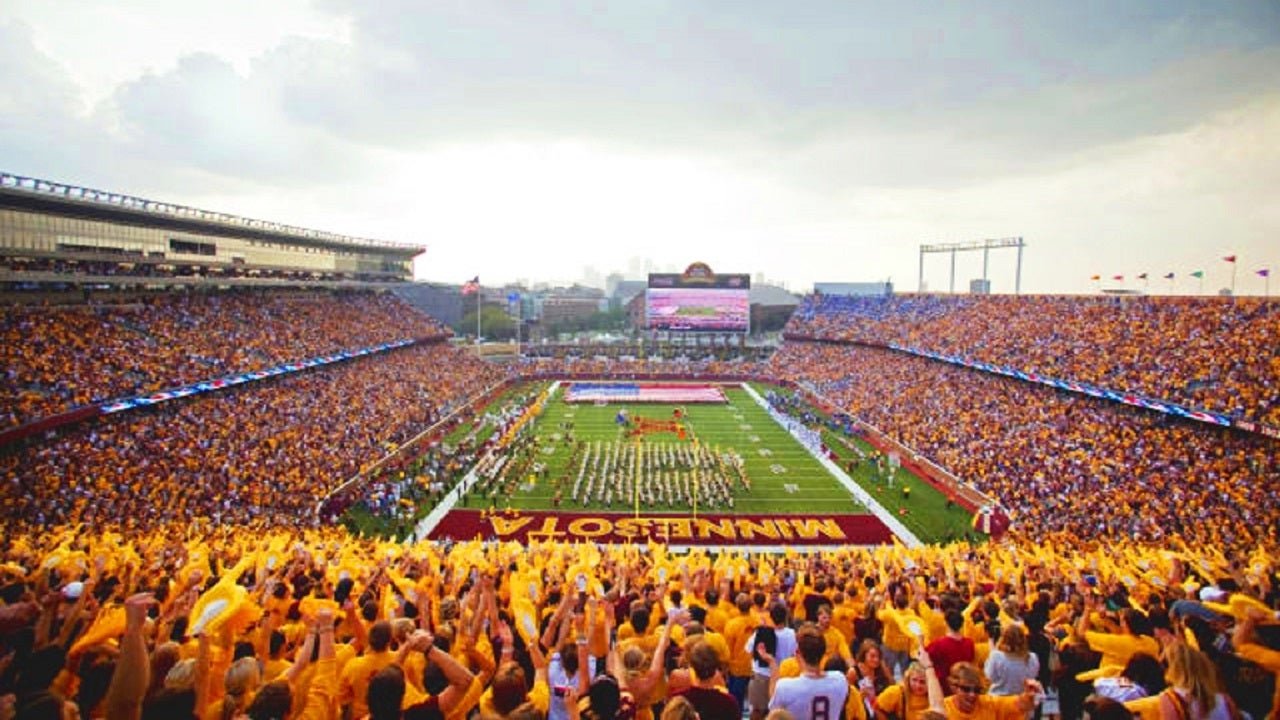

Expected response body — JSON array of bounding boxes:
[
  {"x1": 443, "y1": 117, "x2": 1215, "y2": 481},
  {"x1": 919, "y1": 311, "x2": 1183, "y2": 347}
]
[
  {"x1": 1092, "y1": 676, "x2": 1148, "y2": 702},
  {"x1": 769, "y1": 671, "x2": 850, "y2": 720},
  {"x1": 748, "y1": 625, "x2": 798, "y2": 678},
  {"x1": 547, "y1": 652, "x2": 597, "y2": 720}
]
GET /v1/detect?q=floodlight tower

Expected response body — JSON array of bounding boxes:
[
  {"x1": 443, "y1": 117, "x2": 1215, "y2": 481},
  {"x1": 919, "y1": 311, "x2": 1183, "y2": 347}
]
[{"x1": 918, "y1": 237, "x2": 1025, "y2": 294}]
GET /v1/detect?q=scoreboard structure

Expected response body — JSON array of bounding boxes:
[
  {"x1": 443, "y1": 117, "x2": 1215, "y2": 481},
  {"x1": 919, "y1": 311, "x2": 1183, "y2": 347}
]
[{"x1": 646, "y1": 262, "x2": 750, "y2": 334}]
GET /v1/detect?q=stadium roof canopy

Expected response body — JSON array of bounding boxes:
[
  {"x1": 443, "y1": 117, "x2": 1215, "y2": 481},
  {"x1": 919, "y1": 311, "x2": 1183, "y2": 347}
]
[{"x1": 0, "y1": 172, "x2": 424, "y2": 258}]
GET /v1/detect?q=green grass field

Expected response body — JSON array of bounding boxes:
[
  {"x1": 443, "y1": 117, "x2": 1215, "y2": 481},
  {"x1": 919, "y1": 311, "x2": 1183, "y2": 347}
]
[
  {"x1": 472, "y1": 384, "x2": 865, "y2": 515},
  {"x1": 743, "y1": 383, "x2": 977, "y2": 543},
  {"x1": 345, "y1": 380, "x2": 980, "y2": 545}
]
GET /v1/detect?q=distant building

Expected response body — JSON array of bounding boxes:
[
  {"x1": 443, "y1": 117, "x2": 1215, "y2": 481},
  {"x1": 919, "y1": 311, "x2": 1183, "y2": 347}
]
[
  {"x1": 626, "y1": 292, "x2": 647, "y2": 331},
  {"x1": 540, "y1": 286, "x2": 606, "y2": 328},
  {"x1": 609, "y1": 279, "x2": 647, "y2": 310},
  {"x1": 749, "y1": 283, "x2": 801, "y2": 333},
  {"x1": 391, "y1": 283, "x2": 464, "y2": 327}
]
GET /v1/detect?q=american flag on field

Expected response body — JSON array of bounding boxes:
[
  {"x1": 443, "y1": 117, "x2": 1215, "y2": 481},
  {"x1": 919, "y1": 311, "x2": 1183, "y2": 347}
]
[{"x1": 565, "y1": 383, "x2": 727, "y2": 404}]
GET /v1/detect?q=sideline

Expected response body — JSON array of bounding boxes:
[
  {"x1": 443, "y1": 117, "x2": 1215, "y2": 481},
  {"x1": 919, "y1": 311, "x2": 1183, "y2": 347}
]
[
  {"x1": 409, "y1": 381, "x2": 562, "y2": 543},
  {"x1": 739, "y1": 383, "x2": 923, "y2": 548}
]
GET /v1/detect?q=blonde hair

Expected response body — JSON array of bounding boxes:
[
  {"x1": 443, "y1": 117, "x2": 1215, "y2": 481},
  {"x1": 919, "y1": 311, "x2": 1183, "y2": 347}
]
[
  {"x1": 1163, "y1": 642, "x2": 1221, "y2": 716},
  {"x1": 220, "y1": 657, "x2": 262, "y2": 720},
  {"x1": 622, "y1": 646, "x2": 648, "y2": 675},
  {"x1": 164, "y1": 659, "x2": 197, "y2": 690},
  {"x1": 661, "y1": 696, "x2": 699, "y2": 720},
  {"x1": 903, "y1": 661, "x2": 929, "y2": 692}
]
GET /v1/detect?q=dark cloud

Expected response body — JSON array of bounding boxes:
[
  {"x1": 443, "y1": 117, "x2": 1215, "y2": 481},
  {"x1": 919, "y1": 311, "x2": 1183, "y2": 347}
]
[{"x1": 249, "y1": 1, "x2": 1280, "y2": 185}]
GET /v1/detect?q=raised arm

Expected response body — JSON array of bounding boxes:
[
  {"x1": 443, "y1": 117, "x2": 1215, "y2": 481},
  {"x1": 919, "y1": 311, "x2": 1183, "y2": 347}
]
[
  {"x1": 192, "y1": 630, "x2": 213, "y2": 716},
  {"x1": 416, "y1": 631, "x2": 477, "y2": 716},
  {"x1": 55, "y1": 581, "x2": 96, "y2": 650},
  {"x1": 283, "y1": 623, "x2": 318, "y2": 685},
  {"x1": 629, "y1": 616, "x2": 674, "y2": 698},
  {"x1": 104, "y1": 592, "x2": 156, "y2": 720},
  {"x1": 914, "y1": 635, "x2": 944, "y2": 711},
  {"x1": 345, "y1": 599, "x2": 368, "y2": 655},
  {"x1": 541, "y1": 588, "x2": 575, "y2": 652},
  {"x1": 296, "y1": 608, "x2": 338, "y2": 720}
]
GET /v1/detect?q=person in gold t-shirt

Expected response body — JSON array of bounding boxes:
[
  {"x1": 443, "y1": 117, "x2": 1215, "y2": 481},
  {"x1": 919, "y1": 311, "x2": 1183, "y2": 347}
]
[{"x1": 943, "y1": 662, "x2": 1043, "y2": 720}]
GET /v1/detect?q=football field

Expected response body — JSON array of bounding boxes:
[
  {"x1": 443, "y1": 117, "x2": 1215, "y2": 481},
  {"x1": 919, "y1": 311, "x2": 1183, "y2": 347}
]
[
  {"x1": 423, "y1": 381, "x2": 934, "y2": 547},
  {"x1": 497, "y1": 384, "x2": 866, "y2": 515}
]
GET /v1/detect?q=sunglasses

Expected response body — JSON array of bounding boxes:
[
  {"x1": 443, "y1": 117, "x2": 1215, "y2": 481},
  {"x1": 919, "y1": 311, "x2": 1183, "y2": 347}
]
[{"x1": 952, "y1": 683, "x2": 981, "y2": 695}]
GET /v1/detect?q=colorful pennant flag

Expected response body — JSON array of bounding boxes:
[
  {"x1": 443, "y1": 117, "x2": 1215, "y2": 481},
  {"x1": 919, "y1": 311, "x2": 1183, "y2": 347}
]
[
  {"x1": 1223, "y1": 255, "x2": 1237, "y2": 263},
  {"x1": 1259, "y1": 269, "x2": 1271, "y2": 278},
  {"x1": 1190, "y1": 270, "x2": 1204, "y2": 278},
  {"x1": 1163, "y1": 272, "x2": 1175, "y2": 279}
]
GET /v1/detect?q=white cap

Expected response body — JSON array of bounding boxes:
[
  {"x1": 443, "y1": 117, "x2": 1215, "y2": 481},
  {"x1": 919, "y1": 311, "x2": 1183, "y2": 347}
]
[
  {"x1": 61, "y1": 581, "x2": 84, "y2": 600},
  {"x1": 1199, "y1": 587, "x2": 1228, "y2": 603}
]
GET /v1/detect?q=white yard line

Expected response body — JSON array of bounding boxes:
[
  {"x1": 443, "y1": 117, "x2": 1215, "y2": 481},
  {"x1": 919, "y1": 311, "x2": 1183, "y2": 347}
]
[{"x1": 739, "y1": 383, "x2": 923, "y2": 549}]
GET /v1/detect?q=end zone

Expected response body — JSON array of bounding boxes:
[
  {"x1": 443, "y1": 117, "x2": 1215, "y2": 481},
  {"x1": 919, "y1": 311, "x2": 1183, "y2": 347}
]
[{"x1": 427, "y1": 509, "x2": 895, "y2": 547}]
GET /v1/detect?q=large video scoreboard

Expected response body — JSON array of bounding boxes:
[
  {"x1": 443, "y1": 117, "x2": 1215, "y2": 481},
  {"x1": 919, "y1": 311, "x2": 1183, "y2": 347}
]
[{"x1": 646, "y1": 262, "x2": 750, "y2": 333}]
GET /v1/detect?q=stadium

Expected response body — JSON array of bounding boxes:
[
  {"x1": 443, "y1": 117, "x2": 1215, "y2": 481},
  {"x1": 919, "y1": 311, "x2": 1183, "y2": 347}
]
[{"x1": 1, "y1": 173, "x2": 1278, "y2": 719}]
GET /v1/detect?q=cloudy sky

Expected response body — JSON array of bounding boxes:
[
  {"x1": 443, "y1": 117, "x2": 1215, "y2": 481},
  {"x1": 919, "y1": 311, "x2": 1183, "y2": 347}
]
[{"x1": 3, "y1": 1, "x2": 1278, "y2": 294}]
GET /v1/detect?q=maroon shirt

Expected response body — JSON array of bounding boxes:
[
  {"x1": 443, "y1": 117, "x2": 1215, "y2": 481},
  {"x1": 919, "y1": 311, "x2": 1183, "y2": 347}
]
[
  {"x1": 673, "y1": 685, "x2": 741, "y2": 719},
  {"x1": 926, "y1": 635, "x2": 975, "y2": 695}
]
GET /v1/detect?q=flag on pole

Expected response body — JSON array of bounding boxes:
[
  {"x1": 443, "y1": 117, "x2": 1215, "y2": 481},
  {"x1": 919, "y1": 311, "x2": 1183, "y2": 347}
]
[
  {"x1": 1258, "y1": 269, "x2": 1271, "y2": 278},
  {"x1": 461, "y1": 276, "x2": 479, "y2": 294},
  {"x1": 1190, "y1": 270, "x2": 1204, "y2": 278},
  {"x1": 1137, "y1": 273, "x2": 1148, "y2": 280},
  {"x1": 1223, "y1": 255, "x2": 1237, "y2": 263},
  {"x1": 1163, "y1": 272, "x2": 1175, "y2": 279},
  {"x1": 1113, "y1": 275, "x2": 1124, "y2": 281},
  {"x1": 1090, "y1": 274, "x2": 1101, "y2": 281}
]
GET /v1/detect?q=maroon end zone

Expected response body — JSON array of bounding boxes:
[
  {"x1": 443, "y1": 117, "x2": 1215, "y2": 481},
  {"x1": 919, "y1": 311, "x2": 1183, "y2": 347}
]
[{"x1": 429, "y1": 509, "x2": 895, "y2": 546}]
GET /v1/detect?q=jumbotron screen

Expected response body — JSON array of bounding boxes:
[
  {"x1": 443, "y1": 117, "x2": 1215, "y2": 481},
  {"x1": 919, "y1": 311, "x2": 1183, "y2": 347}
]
[{"x1": 646, "y1": 265, "x2": 750, "y2": 332}]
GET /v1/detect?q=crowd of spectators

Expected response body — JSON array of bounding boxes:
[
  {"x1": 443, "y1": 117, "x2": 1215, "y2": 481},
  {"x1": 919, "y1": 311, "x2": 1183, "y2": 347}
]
[
  {"x1": 784, "y1": 294, "x2": 1280, "y2": 426},
  {"x1": 767, "y1": 341, "x2": 1279, "y2": 555},
  {"x1": 1, "y1": 288, "x2": 1278, "y2": 718},
  {"x1": 327, "y1": 388, "x2": 559, "y2": 539},
  {"x1": 0, "y1": 526, "x2": 1275, "y2": 720},
  {"x1": 1, "y1": 290, "x2": 448, "y2": 430},
  {"x1": 0, "y1": 342, "x2": 504, "y2": 533}
]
